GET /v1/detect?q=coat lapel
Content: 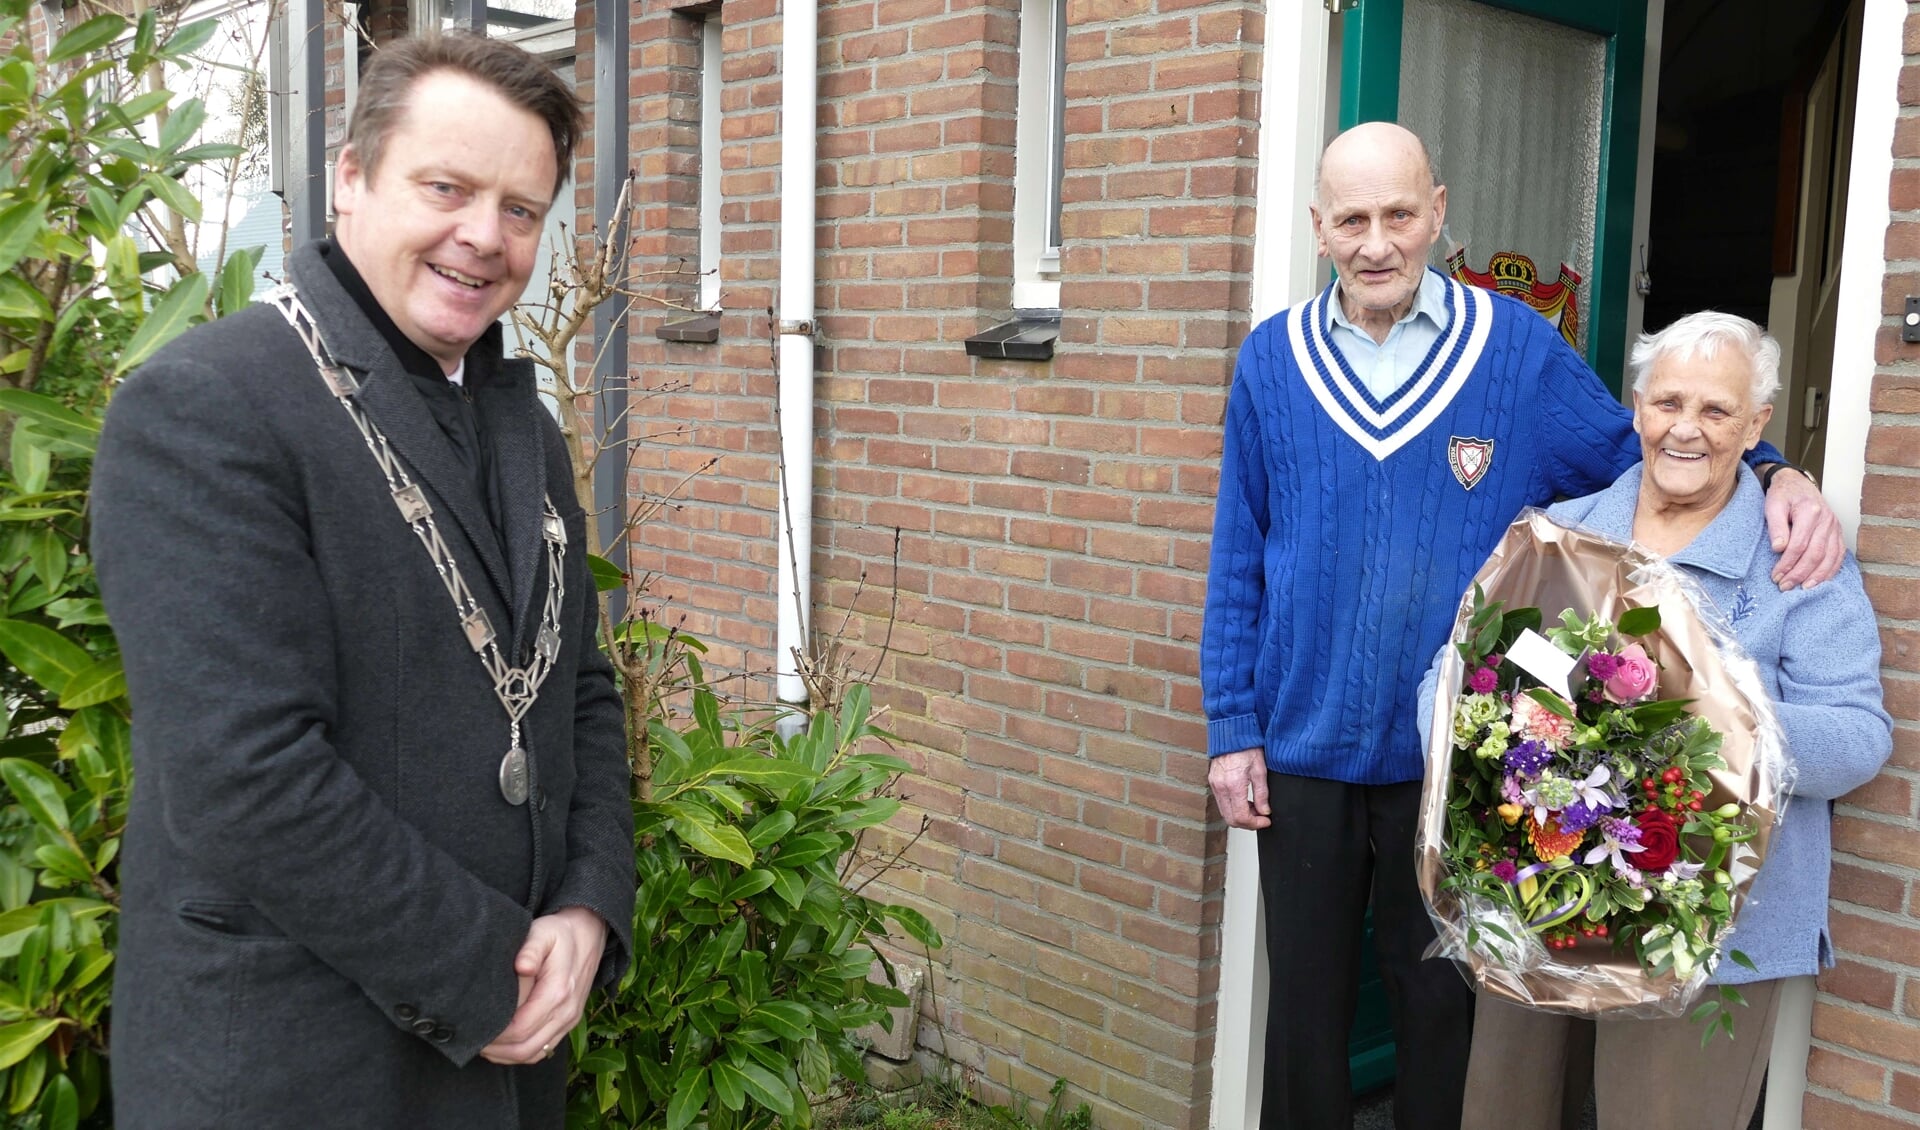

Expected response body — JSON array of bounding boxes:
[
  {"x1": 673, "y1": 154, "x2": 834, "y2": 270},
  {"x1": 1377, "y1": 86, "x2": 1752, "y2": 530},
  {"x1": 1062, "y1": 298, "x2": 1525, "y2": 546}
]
[
  {"x1": 287, "y1": 247, "x2": 515, "y2": 612},
  {"x1": 471, "y1": 347, "x2": 549, "y2": 654}
]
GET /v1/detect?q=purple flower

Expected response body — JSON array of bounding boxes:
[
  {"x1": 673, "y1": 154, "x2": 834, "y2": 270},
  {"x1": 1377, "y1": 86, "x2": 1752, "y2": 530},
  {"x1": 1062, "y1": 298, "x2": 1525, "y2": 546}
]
[
  {"x1": 1586, "y1": 652, "x2": 1620, "y2": 680},
  {"x1": 1468, "y1": 667, "x2": 1499, "y2": 694},
  {"x1": 1597, "y1": 815, "x2": 1642, "y2": 845},
  {"x1": 1491, "y1": 861, "x2": 1518, "y2": 882},
  {"x1": 1558, "y1": 800, "x2": 1606, "y2": 834},
  {"x1": 1503, "y1": 740, "x2": 1552, "y2": 777}
]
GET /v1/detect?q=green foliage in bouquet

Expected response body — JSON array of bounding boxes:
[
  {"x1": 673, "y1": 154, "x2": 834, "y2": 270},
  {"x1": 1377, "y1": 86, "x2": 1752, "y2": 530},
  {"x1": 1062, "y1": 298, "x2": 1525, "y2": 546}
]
[
  {"x1": 0, "y1": 3, "x2": 255, "y2": 1123},
  {"x1": 1443, "y1": 586, "x2": 1762, "y2": 1041},
  {"x1": 565, "y1": 630, "x2": 941, "y2": 1130}
]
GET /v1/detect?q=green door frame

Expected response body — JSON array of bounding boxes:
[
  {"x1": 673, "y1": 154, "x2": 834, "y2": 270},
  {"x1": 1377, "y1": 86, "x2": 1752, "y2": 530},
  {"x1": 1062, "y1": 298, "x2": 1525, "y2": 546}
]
[{"x1": 1339, "y1": 0, "x2": 1647, "y2": 392}]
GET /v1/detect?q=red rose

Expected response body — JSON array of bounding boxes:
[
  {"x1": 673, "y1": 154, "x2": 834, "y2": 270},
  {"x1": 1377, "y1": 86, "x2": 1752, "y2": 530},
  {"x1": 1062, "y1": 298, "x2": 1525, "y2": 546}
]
[{"x1": 1634, "y1": 808, "x2": 1680, "y2": 874}]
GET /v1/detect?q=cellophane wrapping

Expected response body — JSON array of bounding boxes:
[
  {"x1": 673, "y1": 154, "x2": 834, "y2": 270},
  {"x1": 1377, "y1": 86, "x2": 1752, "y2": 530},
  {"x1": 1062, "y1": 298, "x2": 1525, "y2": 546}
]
[{"x1": 1416, "y1": 508, "x2": 1793, "y2": 1018}]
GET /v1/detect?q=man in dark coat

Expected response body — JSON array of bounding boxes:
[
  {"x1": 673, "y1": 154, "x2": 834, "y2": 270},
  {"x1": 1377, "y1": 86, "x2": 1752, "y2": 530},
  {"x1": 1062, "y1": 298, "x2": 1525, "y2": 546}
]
[{"x1": 91, "y1": 33, "x2": 633, "y2": 1129}]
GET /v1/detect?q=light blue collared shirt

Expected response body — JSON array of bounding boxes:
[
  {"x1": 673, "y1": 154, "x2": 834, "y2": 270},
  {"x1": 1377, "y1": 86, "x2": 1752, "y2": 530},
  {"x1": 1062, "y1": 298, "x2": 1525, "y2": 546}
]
[{"x1": 1326, "y1": 268, "x2": 1452, "y2": 401}]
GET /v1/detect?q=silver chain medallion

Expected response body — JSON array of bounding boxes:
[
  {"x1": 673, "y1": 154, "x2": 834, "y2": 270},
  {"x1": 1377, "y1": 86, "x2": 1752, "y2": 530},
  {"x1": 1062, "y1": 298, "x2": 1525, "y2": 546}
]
[{"x1": 267, "y1": 284, "x2": 567, "y2": 806}]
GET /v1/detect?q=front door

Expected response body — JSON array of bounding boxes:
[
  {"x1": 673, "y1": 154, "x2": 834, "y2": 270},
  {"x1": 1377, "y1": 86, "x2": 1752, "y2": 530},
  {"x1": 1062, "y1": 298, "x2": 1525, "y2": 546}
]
[{"x1": 1339, "y1": 0, "x2": 1648, "y2": 390}]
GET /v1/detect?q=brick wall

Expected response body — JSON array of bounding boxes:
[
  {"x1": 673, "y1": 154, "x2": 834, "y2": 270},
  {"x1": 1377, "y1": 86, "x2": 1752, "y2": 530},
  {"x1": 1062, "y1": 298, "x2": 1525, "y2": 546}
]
[
  {"x1": 1803, "y1": 7, "x2": 1920, "y2": 1126},
  {"x1": 610, "y1": 0, "x2": 1263, "y2": 1123}
]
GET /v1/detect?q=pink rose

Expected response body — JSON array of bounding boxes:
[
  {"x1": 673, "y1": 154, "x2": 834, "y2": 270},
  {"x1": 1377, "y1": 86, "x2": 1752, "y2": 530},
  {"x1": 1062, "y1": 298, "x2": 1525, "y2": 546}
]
[
  {"x1": 1468, "y1": 667, "x2": 1498, "y2": 694},
  {"x1": 1603, "y1": 644, "x2": 1657, "y2": 703}
]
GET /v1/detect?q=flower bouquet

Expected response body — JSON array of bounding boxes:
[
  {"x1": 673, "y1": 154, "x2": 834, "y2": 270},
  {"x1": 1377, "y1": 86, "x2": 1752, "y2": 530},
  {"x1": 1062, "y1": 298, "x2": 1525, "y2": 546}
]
[{"x1": 1417, "y1": 510, "x2": 1791, "y2": 1029}]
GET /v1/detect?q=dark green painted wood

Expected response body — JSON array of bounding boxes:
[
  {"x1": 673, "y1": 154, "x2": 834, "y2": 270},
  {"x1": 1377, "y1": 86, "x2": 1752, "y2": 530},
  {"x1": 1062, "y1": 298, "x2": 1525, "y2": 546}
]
[{"x1": 1339, "y1": 0, "x2": 1404, "y2": 126}]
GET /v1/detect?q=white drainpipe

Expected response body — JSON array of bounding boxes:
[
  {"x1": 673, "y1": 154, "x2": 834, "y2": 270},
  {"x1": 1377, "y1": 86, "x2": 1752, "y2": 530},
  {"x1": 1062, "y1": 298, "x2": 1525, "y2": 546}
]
[{"x1": 775, "y1": 0, "x2": 818, "y2": 712}]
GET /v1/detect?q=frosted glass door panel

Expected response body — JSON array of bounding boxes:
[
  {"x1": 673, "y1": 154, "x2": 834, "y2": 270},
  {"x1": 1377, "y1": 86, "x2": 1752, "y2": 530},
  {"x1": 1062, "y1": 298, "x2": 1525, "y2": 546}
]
[{"x1": 1398, "y1": 0, "x2": 1606, "y2": 352}]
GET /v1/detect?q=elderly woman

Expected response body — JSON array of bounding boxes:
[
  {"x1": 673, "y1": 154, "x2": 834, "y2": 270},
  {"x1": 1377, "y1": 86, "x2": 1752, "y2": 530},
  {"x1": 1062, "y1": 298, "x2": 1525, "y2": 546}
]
[{"x1": 1453, "y1": 312, "x2": 1893, "y2": 1129}]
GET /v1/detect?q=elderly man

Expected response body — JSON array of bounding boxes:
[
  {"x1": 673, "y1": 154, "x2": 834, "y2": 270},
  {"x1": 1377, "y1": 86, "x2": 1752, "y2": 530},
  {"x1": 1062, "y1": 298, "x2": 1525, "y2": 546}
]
[
  {"x1": 1200, "y1": 122, "x2": 1840, "y2": 1130},
  {"x1": 92, "y1": 33, "x2": 632, "y2": 1129}
]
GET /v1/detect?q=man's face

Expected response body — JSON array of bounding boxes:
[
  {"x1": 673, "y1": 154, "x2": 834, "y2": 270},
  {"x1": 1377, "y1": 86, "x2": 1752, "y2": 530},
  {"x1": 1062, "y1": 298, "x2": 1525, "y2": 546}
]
[
  {"x1": 1309, "y1": 143, "x2": 1446, "y2": 319},
  {"x1": 333, "y1": 70, "x2": 557, "y2": 373}
]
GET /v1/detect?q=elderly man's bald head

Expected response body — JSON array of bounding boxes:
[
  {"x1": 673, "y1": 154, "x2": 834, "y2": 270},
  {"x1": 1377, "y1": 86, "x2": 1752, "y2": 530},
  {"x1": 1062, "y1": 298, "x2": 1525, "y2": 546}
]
[
  {"x1": 1314, "y1": 122, "x2": 1437, "y2": 207},
  {"x1": 1307, "y1": 121, "x2": 1448, "y2": 340}
]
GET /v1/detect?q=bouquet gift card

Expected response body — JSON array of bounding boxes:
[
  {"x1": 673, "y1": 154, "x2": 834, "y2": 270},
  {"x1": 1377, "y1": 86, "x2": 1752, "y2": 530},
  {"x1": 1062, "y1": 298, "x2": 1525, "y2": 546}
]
[{"x1": 1416, "y1": 509, "x2": 1792, "y2": 1023}]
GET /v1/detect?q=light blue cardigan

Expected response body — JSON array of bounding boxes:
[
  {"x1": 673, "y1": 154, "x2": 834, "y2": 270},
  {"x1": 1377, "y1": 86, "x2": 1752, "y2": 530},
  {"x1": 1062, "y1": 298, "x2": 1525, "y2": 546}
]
[{"x1": 1419, "y1": 463, "x2": 1892, "y2": 985}]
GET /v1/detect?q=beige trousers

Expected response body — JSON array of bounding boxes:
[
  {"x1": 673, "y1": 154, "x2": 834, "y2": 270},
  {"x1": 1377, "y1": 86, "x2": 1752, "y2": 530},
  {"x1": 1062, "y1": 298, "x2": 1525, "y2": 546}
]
[{"x1": 1459, "y1": 980, "x2": 1780, "y2": 1130}]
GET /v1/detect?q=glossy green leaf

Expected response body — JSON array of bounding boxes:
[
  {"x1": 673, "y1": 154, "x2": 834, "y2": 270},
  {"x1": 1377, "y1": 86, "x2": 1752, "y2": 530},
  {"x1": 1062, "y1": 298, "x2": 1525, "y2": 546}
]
[
  {"x1": 709, "y1": 757, "x2": 813, "y2": 790},
  {"x1": 883, "y1": 904, "x2": 940, "y2": 947},
  {"x1": 731, "y1": 1058, "x2": 794, "y2": 1118},
  {"x1": 141, "y1": 172, "x2": 200, "y2": 223},
  {"x1": 708, "y1": 1058, "x2": 746, "y2": 1112},
  {"x1": 744, "y1": 808, "x2": 795, "y2": 850},
  {"x1": 587, "y1": 553, "x2": 626, "y2": 592},
  {"x1": 156, "y1": 97, "x2": 205, "y2": 155},
  {"x1": 45, "y1": 14, "x2": 127, "y2": 65},
  {"x1": 9, "y1": 430, "x2": 47, "y2": 496},
  {"x1": 58, "y1": 657, "x2": 123, "y2": 710},
  {"x1": 215, "y1": 246, "x2": 262, "y2": 317},
  {"x1": 0, "y1": 199, "x2": 45, "y2": 277},
  {"x1": 114, "y1": 272, "x2": 207, "y2": 376},
  {"x1": 1617, "y1": 606, "x2": 1662, "y2": 637},
  {"x1": 662, "y1": 803, "x2": 753, "y2": 867},
  {"x1": 0, "y1": 400, "x2": 84, "y2": 456},
  {"x1": 38, "y1": 1071, "x2": 76, "y2": 1130},
  {"x1": 160, "y1": 17, "x2": 219, "y2": 60},
  {"x1": 28, "y1": 527, "x2": 63, "y2": 596},
  {"x1": 6, "y1": 1042, "x2": 44, "y2": 1113},
  {"x1": 750, "y1": 1000, "x2": 813, "y2": 1042},
  {"x1": 664, "y1": 1067, "x2": 709, "y2": 1130},
  {"x1": 574, "y1": 1047, "x2": 624, "y2": 1074},
  {"x1": 0, "y1": 1020, "x2": 60, "y2": 1071},
  {"x1": 0, "y1": 619, "x2": 93, "y2": 695},
  {"x1": 0, "y1": 759, "x2": 69, "y2": 834}
]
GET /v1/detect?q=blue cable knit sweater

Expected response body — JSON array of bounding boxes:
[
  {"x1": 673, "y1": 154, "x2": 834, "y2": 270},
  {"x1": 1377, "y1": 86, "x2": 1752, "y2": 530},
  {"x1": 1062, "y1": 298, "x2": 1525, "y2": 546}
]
[{"x1": 1202, "y1": 273, "x2": 1788, "y2": 784}]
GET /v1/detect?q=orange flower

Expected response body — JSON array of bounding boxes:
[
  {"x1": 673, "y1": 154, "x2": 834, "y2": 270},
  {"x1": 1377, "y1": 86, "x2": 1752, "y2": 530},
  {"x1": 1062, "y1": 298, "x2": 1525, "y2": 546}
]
[{"x1": 1528, "y1": 815, "x2": 1585, "y2": 861}]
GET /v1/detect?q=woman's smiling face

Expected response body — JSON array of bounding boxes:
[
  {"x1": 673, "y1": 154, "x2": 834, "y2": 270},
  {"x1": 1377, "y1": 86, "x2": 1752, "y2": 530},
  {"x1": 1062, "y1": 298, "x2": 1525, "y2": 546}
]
[{"x1": 1632, "y1": 348, "x2": 1773, "y2": 513}]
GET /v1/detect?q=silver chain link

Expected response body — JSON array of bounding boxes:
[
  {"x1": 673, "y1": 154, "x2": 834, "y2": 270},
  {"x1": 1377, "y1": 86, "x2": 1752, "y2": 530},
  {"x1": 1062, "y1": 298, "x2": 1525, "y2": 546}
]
[{"x1": 265, "y1": 284, "x2": 567, "y2": 765}]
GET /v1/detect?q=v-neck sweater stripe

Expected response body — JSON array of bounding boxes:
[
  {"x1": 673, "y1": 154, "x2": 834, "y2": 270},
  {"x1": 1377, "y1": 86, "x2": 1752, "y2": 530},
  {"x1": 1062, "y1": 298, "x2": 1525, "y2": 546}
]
[{"x1": 1206, "y1": 284, "x2": 1705, "y2": 784}]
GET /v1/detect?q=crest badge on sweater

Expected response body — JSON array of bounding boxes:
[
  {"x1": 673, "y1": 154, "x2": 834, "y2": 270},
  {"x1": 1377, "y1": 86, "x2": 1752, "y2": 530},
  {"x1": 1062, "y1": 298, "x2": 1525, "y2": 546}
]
[{"x1": 1448, "y1": 436, "x2": 1494, "y2": 490}]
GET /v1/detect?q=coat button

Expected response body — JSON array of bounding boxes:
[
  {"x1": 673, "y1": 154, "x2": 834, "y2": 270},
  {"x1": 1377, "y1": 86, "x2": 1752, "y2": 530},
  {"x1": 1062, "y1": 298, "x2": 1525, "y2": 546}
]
[
  {"x1": 429, "y1": 1025, "x2": 454, "y2": 1044},
  {"x1": 411, "y1": 1018, "x2": 436, "y2": 1036},
  {"x1": 396, "y1": 1004, "x2": 418, "y2": 1022}
]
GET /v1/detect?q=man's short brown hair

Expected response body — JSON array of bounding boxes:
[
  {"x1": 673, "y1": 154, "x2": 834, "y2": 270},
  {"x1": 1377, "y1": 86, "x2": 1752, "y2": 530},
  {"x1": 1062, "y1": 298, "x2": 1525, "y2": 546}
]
[{"x1": 348, "y1": 32, "x2": 582, "y2": 198}]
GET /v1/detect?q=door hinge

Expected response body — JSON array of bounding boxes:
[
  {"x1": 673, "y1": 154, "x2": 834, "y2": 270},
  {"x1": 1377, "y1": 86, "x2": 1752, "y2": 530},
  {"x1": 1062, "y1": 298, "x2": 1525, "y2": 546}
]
[{"x1": 1325, "y1": 0, "x2": 1360, "y2": 11}]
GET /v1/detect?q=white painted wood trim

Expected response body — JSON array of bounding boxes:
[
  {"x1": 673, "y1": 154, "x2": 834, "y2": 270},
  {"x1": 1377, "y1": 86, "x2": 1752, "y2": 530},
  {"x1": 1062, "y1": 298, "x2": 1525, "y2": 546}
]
[
  {"x1": 1214, "y1": 6, "x2": 1331, "y2": 1129},
  {"x1": 1820, "y1": 0, "x2": 1903, "y2": 549}
]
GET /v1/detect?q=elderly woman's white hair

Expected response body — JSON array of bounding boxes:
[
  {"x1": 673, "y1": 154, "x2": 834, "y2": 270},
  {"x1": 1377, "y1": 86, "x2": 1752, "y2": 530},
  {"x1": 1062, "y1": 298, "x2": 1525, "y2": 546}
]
[{"x1": 1627, "y1": 311, "x2": 1781, "y2": 407}]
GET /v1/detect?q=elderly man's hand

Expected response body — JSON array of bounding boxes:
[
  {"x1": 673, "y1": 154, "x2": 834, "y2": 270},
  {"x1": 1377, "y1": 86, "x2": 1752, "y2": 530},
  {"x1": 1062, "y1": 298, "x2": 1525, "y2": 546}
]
[
  {"x1": 1208, "y1": 749, "x2": 1271, "y2": 830},
  {"x1": 1763, "y1": 467, "x2": 1843, "y2": 591},
  {"x1": 479, "y1": 906, "x2": 606, "y2": 1066}
]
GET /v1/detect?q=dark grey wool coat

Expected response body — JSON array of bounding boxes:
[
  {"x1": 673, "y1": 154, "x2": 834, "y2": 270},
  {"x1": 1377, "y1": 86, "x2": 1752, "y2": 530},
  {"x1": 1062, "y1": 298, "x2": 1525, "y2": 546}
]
[{"x1": 91, "y1": 243, "x2": 634, "y2": 1129}]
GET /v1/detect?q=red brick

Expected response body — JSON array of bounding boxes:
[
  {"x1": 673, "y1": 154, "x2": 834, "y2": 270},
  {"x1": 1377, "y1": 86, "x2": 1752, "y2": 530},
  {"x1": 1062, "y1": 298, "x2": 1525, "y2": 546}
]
[
  {"x1": 1800, "y1": 1094, "x2": 1919, "y2": 1130},
  {"x1": 1895, "y1": 1073, "x2": 1920, "y2": 1116},
  {"x1": 1813, "y1": 1004, "x2": 1920, "y2": 1069},
  {"x1": 1831, "y1": 860, "x2": 1910, "y2": 915},
  {"x1": 1808, "y1": 1046, "x2": 1891, "y2": 1104},
  {"x1": 1845, "y1": 771, "x2": 1916, "y2": 818},
  {"x1": 1821, "y1": 959, "x2": 1902, "y2": 1012}
]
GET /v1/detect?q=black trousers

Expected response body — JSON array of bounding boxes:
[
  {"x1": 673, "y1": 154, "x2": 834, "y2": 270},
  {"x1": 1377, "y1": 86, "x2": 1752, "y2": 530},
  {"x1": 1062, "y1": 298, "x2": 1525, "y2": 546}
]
[{"x1": 1256, "y1": 775, "x2": 1474, "y2": 1130}]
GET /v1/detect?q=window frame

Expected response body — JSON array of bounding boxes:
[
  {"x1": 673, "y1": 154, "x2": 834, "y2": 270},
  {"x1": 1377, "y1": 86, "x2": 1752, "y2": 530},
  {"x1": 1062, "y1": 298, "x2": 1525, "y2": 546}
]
[{"x1": 1012, "y1": 0, "x2": 1065, "y2": 311}]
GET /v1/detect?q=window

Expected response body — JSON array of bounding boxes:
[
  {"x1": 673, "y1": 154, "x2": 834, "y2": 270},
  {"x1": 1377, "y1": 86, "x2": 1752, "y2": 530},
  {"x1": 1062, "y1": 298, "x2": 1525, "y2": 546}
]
[
  {"x1": 699, "y1": 14, "x2": 722, "y2": 312},
  {"x1": 1012, "y1": 0, "x2": 1064, "y2": 311}
]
